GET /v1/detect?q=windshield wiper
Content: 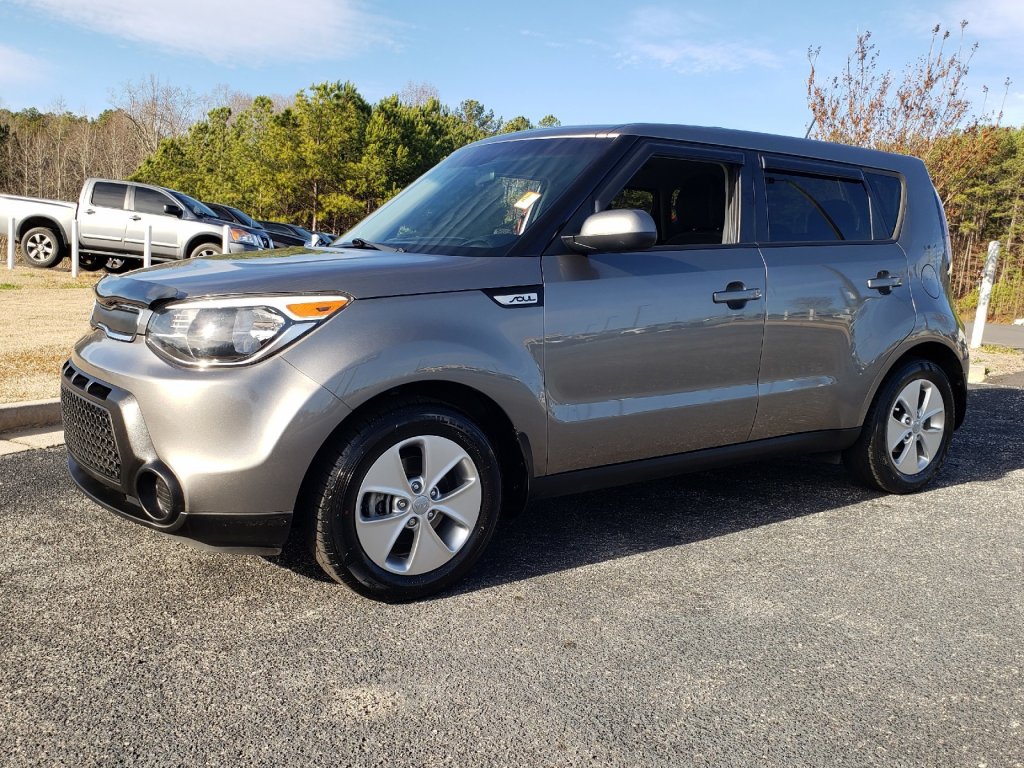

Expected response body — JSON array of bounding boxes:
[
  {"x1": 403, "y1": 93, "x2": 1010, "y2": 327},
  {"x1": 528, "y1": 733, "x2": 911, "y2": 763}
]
[{"x1": 343, "y1": 238, "x2": 403, "y2": 252}]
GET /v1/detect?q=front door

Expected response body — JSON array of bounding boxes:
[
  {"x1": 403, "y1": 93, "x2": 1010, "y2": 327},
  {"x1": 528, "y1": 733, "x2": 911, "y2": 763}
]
[
  {"x1": 542, "y1": 144, "x2": 766, "y2": 474},
  {"x1": 125, "y1": 186, "x2": 182, "y2": 259}
]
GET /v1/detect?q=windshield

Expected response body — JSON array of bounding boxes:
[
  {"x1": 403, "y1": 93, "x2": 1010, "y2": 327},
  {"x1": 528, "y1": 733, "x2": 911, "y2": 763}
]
[
  {"x1": 338, "y1": 137, "x2": 613, "y2": 256},
  {"x1": 170, "y1": 190, "x2": 220, "y2": 219},
  {"x1": 227, "y1": 205, "x2": 261, "y2": 229}
]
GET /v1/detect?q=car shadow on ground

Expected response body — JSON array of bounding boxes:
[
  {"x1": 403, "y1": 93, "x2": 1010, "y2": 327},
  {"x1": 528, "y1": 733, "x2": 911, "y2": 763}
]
[{"x1": 268, "y1": 385, "x2": 1024, "y2": 594}]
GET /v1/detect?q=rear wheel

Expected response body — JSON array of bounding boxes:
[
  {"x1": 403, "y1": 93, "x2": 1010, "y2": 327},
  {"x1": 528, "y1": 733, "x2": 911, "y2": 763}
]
[
  {"x1": 843, "y1": 360, "x2": 954, "y2": 493},
  {"x1": 20, "y1": 226, "x2": 64, "y2": 268},
  {"x1": 103, "y1": 257, "x2": 136, "y2": 274},
  {"x1": 310, "y1": 403, "x2": 502, "y2": 602}
]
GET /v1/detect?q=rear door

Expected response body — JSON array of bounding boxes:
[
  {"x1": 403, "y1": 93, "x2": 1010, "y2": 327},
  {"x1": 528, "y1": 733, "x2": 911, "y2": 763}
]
[
  {"x1": 751, "y1": 157, "x2": 914, "y2": 439},
  {"x1": 542, "y1": 143, "x2": 767, "y2": 473},
  {"x1": 125, "y1": 185, "x2": 182, "y2": 259},
  {"x1": 79, "y1": 181, "x2": 130, "y2": 251}
]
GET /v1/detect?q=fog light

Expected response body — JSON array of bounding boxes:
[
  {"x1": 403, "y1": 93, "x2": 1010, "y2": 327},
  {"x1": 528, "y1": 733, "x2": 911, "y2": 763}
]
[{"x1": 136, "y1": 466, "x2": 182, "y2": 525}]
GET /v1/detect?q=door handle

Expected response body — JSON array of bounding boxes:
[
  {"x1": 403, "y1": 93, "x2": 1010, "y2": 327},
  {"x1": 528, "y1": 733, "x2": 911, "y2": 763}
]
[
  {"x1": 713, "y1": 281, "x2": 762, "y2": 310},
  {"x1": 85, "y1": 209, "x2": 95, "y2": 214},
  {"x1": 129, "y1": 215, "x2": 142, "y2": 221},
  {"x1": 867, "y1": 270, "x2": 902, "y2": 295}
]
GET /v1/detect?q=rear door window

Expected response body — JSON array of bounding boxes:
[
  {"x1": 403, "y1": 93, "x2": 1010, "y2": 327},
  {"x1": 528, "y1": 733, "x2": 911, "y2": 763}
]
[
  {"x1": 766, "y1": 172, "x2": 871, "y2": 242},
  {"x1": 91, "y1": 182, "x2": 128, "y2": 210}
]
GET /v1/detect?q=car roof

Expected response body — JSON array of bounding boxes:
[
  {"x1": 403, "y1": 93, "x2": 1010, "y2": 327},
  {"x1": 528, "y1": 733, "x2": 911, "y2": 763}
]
[{"x1": 476, "y1": 123, "x2": 923, "y2": 174}]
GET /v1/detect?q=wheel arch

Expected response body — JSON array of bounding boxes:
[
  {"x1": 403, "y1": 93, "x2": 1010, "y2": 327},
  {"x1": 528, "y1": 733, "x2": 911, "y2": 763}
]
[
  {"x1": 865, "y1": 341, "x2": 968, "y2": 430},
  {"x1": 293, "y1": 379, "x2": 533, "y2": 538},
  {"x1": 17, "y1": 216, "x2": 69, "y2": 249},
  {"x1": 183, "y1": 233, "x2": 221, "y2": 258}
]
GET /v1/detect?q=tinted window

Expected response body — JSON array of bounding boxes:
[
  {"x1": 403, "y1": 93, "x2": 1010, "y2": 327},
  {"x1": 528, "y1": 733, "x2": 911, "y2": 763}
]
[
  {"x1": 134, "y1": 187, "x2": 174, "y2": 216},
  {"x1": 866, "y1": 172, "x2": 903, "y2": 239},
  {"x1": 91, "y1": 182, "x2": 127, "y2": 209},
  {"x1": 607, "y1": 156, "x2": 732, "y2": 246},
  {"x1": 766, "y1": 172, "x2": 871, "y2": 242}
]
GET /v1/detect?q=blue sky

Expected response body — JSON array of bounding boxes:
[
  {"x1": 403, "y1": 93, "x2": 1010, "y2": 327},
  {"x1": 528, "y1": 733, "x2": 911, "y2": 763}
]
[{"x1": 1, "y1": 0, "x2": 1021, "y2": 137}]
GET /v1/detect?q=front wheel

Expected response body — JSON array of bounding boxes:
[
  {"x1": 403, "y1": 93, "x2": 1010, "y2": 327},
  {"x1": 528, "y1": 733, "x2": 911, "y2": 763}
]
[
  {"x1": 843, "y1": 360, "x2": 955, "y2": 493},
  {"x1": 20, "y1": 226, "x2": 64, "y2": 268},
  {"x1": 310, "y1": 404, "x2": 503, "y2": 602},
  {"x1": 189, "y1": 242, "x2": 221, "y2": 259}
]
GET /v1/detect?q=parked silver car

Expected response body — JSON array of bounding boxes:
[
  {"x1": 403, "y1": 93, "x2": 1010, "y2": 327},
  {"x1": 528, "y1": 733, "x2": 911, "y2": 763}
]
[{"x1": 62, "y1": 124, "x2": 968, "y2": 601}]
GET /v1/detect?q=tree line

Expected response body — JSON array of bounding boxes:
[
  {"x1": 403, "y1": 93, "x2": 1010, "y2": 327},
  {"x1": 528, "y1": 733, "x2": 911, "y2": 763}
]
[
  {"x1": 0, "y1": 79, "x2": 558, "y2": 234},
  {"x1": 1, "y1": 28, "x2": 1021, "y2": 318}
]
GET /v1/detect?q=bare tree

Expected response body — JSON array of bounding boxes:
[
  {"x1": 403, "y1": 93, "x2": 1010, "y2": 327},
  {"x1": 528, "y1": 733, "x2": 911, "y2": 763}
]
[
  {"x1": 398, "y1": 81, "x2": 440, "y2": 107},
  {"x1": 109, "y1": 75, "x2": 199, "y2": 157}
]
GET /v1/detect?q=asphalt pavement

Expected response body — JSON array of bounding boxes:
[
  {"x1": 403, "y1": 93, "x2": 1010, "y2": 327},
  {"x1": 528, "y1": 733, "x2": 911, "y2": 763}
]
[
  {"x1": 964, "y1": 321, "x2": 1024, "y2": 350},
  {"x1": 1, "y1": 386, "x2": 1022, "y2": 767}
]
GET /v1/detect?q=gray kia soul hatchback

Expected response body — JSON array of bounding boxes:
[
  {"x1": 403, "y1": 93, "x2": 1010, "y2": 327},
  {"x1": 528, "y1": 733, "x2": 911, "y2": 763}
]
[{"x1": 63, "y1": 124, "x2": 968, "y2": 601}]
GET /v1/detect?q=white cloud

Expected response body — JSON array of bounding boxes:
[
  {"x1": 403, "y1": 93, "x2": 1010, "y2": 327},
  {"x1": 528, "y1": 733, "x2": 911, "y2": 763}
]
[
  {"x1": 616, "y1": 6, "x2": 780, "y2": 74},
  {"x1": 9, "y1": 0, "x2": 397, "y2": 64},
  {"x1": 945, "y1": 0, "x2": 1024, "y2": 40},
  {"x1": 0, "y1": 43, "x2": 49, "y2": 86}
]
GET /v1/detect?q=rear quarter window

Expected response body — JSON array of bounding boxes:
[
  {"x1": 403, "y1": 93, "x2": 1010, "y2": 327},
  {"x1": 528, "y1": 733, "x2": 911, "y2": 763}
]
[{"x1": 866, "y1": 172, "x2": 903, "y2": 239}]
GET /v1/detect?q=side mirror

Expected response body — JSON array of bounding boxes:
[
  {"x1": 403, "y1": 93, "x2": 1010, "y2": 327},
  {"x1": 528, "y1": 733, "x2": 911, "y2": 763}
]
[
  {"x1": 163, "y1": 204, "x2": 183, "y2": 218},
  {"x1": 562, "y1": 209, "x2": 658, "y2": 254}
]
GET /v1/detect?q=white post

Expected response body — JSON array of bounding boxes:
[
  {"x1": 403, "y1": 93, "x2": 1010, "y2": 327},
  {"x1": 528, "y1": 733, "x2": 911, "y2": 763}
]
[
  {"x1": 71, "y1": 220, "x2": 80, "y2": 278},
  {"x1": 970, "y1": 240, "x2": 1001, "y2": 350},
  {"x1": 221, "y1": 224, "x2": 230, "y2": 254},
  {"x1": 7, "y1": 217, "x2": 15, "y2": 270},
  {"x1": 143, "y1": 224, "x2": 153, "y2": 268}
]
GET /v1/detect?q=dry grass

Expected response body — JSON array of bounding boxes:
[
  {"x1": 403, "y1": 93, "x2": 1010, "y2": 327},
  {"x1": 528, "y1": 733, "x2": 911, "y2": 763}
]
[
  {"x1": 0, "y1": 257, "x2": 102, "y2": 403},
  {"x1": 971, "y1": 345, "x2": 1024, "y2": 378}
]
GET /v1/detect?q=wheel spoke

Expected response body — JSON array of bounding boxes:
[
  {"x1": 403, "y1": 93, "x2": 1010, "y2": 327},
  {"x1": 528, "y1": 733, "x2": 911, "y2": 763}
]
[
  {"x1": 895, "y1": 380, "x2": 921, "y2": 417},
  {"x1": 887, "y1": 414, "x2": 910, "y2": 454},
  {"x1": 360, "y1": 444, "x2": 411, "y2": 497},
  {"x1": 916, "y1": 382, "x2": 934, "y2": 419},
  {"x1": 356, "y1": 513, "x2": 409, "y2": 566},
  {"x1": 918, "y1": 427, "x2": 944, "y2": 462},
  {"x1": 433, "y1": 479, "x2": 482, "y2": 529},
  {"x1": 406, "y1": 524, "x2": 456, "y2": 575},
  {"x1": 422, "y1": 435, "x2": 470, "y2": 489},
  {"x1": 891, "y1": 439, "x2": 915, "y2": 470}
]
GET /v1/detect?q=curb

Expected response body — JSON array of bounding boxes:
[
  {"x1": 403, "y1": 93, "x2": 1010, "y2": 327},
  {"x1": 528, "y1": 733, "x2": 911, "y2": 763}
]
[{"x1": 0, "y1": 399, "x2": 62, "y2": 435}]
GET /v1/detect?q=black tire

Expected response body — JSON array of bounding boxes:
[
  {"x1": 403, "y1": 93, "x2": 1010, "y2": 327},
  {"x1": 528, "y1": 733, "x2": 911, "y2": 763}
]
[
  {"x1": 843, "y1": 360, "x2": 955, "y2": 493},
  {"x1": 78, "y1": 253, "x2": 105, "y2": 272},
  {"x1": 20, "y1": 226, "x2": 64, "y2": 268},
  {"x1": 103, "y1": 257, "x2": 137, "y2": 274},
  {"x1": 310, "y1": 403, "x2": 503, "y2": 602},
  {"x1": 189, "y1": 242, "x2": 221, "y2": 259}
]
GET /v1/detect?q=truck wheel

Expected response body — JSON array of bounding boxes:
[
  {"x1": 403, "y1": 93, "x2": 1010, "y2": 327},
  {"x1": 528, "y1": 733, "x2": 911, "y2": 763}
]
[
  {"x1": 103, "y1": 257, "x2": 136, "y2": 274},
  {"x1": 310, "y1": 403, "x2": 503, "y2": 602},
  {"x1": 189, "y1": 242, "x2": 221, "y2": 259},
  {"x1": 78, "y1": 254, "x2": 105, "y2": 272},
  {"x1": 20, "y1": 226, "x2": 64, "y2": 268}
]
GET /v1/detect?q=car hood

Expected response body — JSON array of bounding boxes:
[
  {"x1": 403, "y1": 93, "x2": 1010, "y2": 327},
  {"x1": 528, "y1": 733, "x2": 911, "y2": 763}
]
[{"x1": 94, "y1": 248, "x2": 541, "y2": 308}]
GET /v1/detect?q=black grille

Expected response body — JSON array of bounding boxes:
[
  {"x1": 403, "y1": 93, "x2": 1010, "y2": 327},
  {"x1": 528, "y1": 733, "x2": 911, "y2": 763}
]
[{"x1": 62, "y1": 386, "x2": 121, "y2": 483}]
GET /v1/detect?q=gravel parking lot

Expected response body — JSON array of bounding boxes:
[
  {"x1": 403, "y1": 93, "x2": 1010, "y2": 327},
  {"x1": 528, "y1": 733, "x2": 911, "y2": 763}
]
[{"x1": 1, "y1": 386, "x2": 1022, "y2": 767}]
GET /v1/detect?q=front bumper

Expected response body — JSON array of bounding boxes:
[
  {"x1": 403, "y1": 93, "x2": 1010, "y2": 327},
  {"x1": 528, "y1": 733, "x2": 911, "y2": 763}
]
[{"x1": 62, "y1": 334, "x2": 350, "y2": 553}]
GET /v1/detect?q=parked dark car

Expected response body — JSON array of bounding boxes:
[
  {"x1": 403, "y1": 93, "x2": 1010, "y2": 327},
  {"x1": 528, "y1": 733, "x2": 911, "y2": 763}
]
[
  {"x1": 64, "y1": 124, "x2": 968, "y2": 602},
  {"x1": 258, "y1": 220, "x2": 333, "y2": 248},
  {"x1": 203, "y1": 202, "x2": 274, "y2": 249}
]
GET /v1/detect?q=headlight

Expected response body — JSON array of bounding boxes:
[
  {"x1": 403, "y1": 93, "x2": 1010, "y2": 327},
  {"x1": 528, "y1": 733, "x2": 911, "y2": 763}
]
[
  {"x1": 146, "y1": 295, "x2": 349, "y2": 367},
  {"x1": 229, "y1": 228, "x2": 260, "y2": 247}
]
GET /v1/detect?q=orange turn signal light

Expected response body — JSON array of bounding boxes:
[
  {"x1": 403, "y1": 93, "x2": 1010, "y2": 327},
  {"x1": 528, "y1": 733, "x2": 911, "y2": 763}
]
[{"x1": 286, "y1": 298, "x2": 350, "y2": 319}]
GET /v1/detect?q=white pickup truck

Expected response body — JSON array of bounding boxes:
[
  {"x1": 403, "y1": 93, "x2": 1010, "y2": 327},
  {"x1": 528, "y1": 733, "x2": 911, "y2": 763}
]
[{"x1": 0, "y1": 178, "x2": 272, "y2": 271}]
